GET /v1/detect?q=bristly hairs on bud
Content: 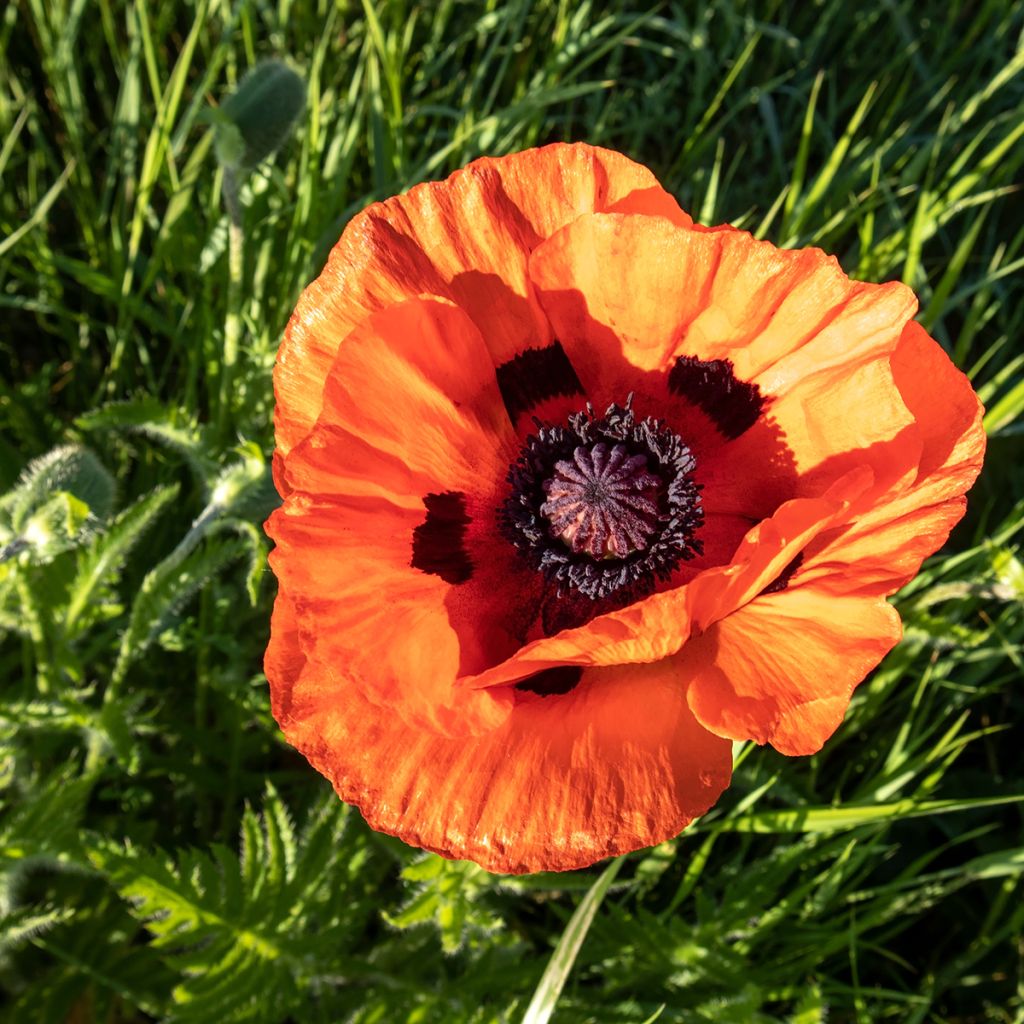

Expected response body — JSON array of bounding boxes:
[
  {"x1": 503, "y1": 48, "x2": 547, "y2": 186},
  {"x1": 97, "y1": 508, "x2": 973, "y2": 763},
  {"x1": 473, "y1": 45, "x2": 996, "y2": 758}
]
[
  {"x1": 0, "y1": 445, "x2": 115, "y2": 565},
  {"x1": 213, "y1": 60, "x2": 306, "y2": 173}
]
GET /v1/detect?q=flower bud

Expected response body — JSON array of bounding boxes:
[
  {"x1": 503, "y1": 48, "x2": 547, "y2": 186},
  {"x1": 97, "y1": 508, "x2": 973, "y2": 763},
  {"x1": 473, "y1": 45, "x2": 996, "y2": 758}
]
[
  {"x1": 217, "y1": 60, "x2": 305, "y2": 171},
  {"x1": 0, "y1": 445, "x2": 114, "y2": 565}
]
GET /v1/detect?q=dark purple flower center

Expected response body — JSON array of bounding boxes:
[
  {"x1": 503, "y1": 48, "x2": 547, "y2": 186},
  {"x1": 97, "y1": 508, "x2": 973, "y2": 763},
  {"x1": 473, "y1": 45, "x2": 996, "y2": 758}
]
[{"x1": 500, "y1": 399, "x2": 704, "y2": 600}]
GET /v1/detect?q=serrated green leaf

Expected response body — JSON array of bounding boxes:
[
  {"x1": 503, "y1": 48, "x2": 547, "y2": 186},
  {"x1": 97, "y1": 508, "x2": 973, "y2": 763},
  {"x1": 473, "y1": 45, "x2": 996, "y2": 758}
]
[
  {"x1": 113, "y1": 536, "x2": 248, "y2": 685},
  {"x1": 76, "y1": 400, "x2": 212, "y2": 481},
  {"x1": 0, "y1": 904, "x2": 75, "y2": 952}
]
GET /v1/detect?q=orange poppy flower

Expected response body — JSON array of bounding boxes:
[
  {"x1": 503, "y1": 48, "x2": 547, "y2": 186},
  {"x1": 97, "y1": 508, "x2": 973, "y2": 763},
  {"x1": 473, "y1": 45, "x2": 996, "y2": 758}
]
[{"x1": 266, "y1": 143, "x2": 985, "y2": 874}]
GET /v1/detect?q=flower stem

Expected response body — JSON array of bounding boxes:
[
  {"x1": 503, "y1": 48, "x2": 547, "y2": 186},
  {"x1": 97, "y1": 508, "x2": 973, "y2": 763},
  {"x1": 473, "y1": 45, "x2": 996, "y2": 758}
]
[
  {"x1": 16, "y1": 574, "x2": 55, "y2": 695},
  {"x1": 217, "y1": 166, "x2": 245, "y2": 440}
]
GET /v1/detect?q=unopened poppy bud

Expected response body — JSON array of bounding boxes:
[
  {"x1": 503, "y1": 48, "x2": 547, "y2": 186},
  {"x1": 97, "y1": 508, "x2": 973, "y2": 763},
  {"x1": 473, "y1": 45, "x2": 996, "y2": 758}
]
[
  {"x1": 4, "y1": 445, "x2": 114, "y2": 531},
  {"x1": 22, "y1": 492, "x2": 94, "y2": 563},
  {"x1": 216, "y1": 60, "x2": 305, "y2": 171},
  {"x1": 0, "y1": 446, "x2": 113, "y2": 564}
]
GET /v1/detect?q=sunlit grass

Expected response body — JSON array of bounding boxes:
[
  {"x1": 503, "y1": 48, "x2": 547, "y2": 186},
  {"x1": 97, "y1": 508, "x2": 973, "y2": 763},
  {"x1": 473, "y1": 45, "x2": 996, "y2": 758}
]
[{"x1": 1, "y1": 1, "x2": 1022, "y2": 1021}]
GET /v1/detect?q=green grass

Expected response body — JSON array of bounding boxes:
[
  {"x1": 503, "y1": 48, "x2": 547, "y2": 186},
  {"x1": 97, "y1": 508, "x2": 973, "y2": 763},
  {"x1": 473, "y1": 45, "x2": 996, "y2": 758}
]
[{"x1": 1, "y1": 1, "x2": 1023, "y2": 1021}]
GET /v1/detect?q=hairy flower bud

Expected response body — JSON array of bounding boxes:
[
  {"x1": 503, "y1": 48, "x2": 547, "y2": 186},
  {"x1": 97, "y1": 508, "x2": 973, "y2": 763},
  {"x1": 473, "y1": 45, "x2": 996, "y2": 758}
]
[{"x1": 215, "y1": 60, "x2": 305, "y2": 171}]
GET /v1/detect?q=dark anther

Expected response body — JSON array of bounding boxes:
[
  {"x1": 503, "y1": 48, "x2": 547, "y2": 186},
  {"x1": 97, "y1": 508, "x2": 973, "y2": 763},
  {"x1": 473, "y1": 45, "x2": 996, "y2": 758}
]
[
  {"x1": 759, "y1": 552, "x2": 804, "y2": 596},
  {"x1": 411, "y1": 492, "x2": 473, "y2": 584},
  {"x1": 515, "y1": 665, "x2": 583, "y2": 697},
  {"x1": 500, "y1": 399, "x2": 703, "y2": 601},
  {"x1": 495, "y1": 341, "x2": 585, "y2": 424},
  {"x1": 668, "y1": 355, "x2": 764, "y2": 439}
]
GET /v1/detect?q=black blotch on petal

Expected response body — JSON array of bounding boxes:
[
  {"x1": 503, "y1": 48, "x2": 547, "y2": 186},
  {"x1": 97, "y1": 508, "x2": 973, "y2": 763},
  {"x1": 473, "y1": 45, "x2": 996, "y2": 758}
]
[
  {"x1": 495, "y1": 341, "x2": 584, "y2": 423},
  {"x1": 759, "y1": 552, "x2": 804, "y2": 596},
  {"x1": 411, "y1": 492, "x2": 473, "y2": 584},
  {"x1": 668, "y1": 355, "x2": 765, "y2": 439},
  {"x1": 515, "y1": 665, "x2": 584, "y2": 697}
]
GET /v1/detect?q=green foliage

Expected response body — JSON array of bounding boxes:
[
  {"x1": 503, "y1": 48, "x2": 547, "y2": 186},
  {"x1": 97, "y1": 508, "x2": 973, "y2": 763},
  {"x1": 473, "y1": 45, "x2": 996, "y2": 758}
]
[
  {"x1": 64, "y1": 484, "x2": 182, "y2": 635},
  {"x1": 385, "y1": 855, "x2": 504, "y2": 954},
  {"x1": 0, "y1": 904, "x2": 75, "y2": 956},
  {"x1": 87, "y1": 787, "x2": 375, "y2": 1024},
  {"x1": 0, "y1": 1, "x2": 1022, "y2": 1021},
  {"x1": 77, "y1": 399, "x2": 213, "y2": 480},
  {"x1": 522, "y1": 857, "x2": 624, "y2": 1024},
  {"x1": 0, "y1": 446, "x2": 114, "y2": 564}
]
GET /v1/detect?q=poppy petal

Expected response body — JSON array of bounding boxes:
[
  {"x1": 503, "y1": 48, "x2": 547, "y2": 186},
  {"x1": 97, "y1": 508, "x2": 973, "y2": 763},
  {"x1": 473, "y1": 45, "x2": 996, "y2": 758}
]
[
  {"x1": 267, "y1": 498, "x2": 514, "y2": 736},
  {"x1": 681, "y1": 325, "x2": 983, "y2": 755},
  {"x1": 684, "y1": 467, "x2": 876, "y2": 631},
  {"x1": 269, "y1": 296, "x2": 523, "y2": 733},
  {"x1": 267, "y1": 589, "x2": 731, "y2": 874},
  {"x1": 528, "y1": 213, "x2": 722, "y2": 396},
  {"x1": 794, "y1": 321, "x2": 985, "y2": 596},
  {"x1": 527, "y1": 213, "x2": 913, "y2": 397},
  {"x1": 755, "y1": 349, "x2": 919, "y2": 495},
  {"x1": 893, "y1": 322, "x2": 985, "y2": 495},
  {"x1": 275, "y1": 144, "x2": 678, "y2": 455},
  {"x1": 278, "y1": 295, "x2": 514, "y2": 501},
  {"x1": 604, "y1": 185, "x2": 693, "y2": 224},
  {"x1": 683, "y1": 586, "x2": 901, "y2": 755}
]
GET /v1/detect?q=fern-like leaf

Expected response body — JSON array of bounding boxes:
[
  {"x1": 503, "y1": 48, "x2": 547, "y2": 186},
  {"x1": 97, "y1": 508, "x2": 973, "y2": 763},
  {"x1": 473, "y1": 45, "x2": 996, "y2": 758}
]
[
  {"x1": 87, "y1": 787, "x2": 374, "y2": 1024},
  {"x1": 0, "y1": 904, "x2": 75, "y2": 953},
  {"x1": 0, "y1": 771, "x2": 92, "y2": 875}
]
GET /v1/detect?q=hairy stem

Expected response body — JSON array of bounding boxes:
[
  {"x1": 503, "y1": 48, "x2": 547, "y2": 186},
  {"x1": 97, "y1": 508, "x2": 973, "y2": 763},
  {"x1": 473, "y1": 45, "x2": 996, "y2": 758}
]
[{"x1": 217, "y1": 166, "x2": 245, "y2": 440}]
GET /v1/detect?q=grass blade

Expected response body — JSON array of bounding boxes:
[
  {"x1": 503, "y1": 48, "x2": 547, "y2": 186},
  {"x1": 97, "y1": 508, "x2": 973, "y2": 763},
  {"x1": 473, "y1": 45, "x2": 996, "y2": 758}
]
[{"x1": 521, "y1": 856, "x2": 624, "y2": 1024}]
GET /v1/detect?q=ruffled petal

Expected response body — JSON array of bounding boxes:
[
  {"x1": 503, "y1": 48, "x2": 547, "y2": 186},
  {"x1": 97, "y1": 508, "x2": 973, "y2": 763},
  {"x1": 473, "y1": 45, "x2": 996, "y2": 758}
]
[
  {"x1": 278, "y1": 296, "x2": 515, "y2": 501},
  {"x1": 528, "y1": 212, "x2": 717, "y2": 396},
  {"x1": 683, "y1": 586, "x2": 901, "y2": 756},
  {"x1": 893, "y1": 322, "x2": 985, "y2": 493},
  {"x1": 276, "y1": 144, "x2": 678, "y2": 454},
  {"x1": 793, "y1": 321, "x2": 985, "y2": 597},
  {"x1": 267, "y1": 589, "x2": 731, "y2": 874},
  {"x1": 528, "y1": 213, "x2": 914, "y2": 388},
  {"x1": 269, "y1": 297, "x2": 522, "y2": 733},
  {"x1": 684, "y1": 467, "x2": 875, "y2": 630},
  {"x1": 605, "y1": 186, "x2": 693, "y2": 224},
  {"x1": 267, "y1": 498, "x2": 514, "y2": 736},
  {"x1": 755, "y1": 351, "x2": 919, "y2": 493},
  {"x1": 681, "y1": 323, "x2": 984, "y2": 755}
]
